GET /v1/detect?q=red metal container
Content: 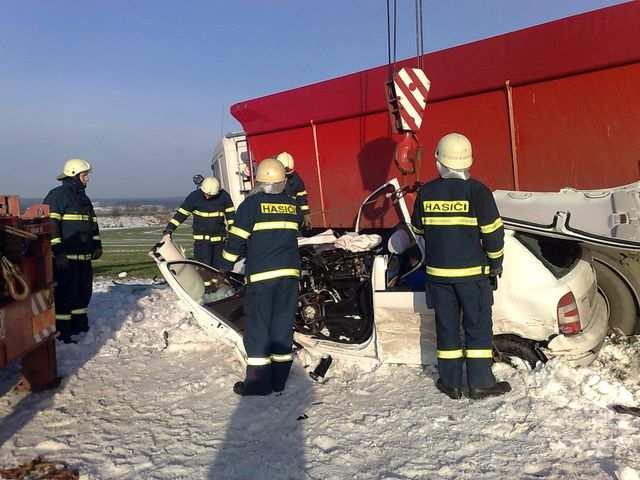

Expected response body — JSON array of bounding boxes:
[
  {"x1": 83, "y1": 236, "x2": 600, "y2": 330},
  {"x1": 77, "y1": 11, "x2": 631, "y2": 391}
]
[
  {"x1": 231, "y1": 2, "x2": 640, "y2": 229},
  {"x1": 0, "y1": 196, "x2": 58, "y2": 392}
]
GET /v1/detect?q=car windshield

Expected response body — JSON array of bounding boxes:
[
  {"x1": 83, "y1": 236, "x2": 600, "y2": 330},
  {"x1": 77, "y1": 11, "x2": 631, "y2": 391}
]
[{"x1": 513, "y1": 231, "x2": 582, "y2": 278}]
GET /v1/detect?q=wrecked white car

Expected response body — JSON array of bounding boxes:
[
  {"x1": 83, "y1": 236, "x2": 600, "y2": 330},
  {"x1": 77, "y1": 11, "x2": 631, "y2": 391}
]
[{"x1": 150, "y1": 179, "x2": 639, "y2": 373}]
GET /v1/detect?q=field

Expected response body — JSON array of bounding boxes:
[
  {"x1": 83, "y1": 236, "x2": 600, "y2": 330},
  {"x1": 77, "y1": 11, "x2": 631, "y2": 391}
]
[{"x1": 94, "y1": 224, "x2": 194, "y2": 278}]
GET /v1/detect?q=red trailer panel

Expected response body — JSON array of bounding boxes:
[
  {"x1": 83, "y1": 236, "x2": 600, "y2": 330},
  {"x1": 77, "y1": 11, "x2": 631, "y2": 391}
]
[
  {"x1": 513, "y1": 62, "x2": 640, "y2": 191},
  {"x1": 232, "y1": 2, "x2": 640, "y2": 229}
]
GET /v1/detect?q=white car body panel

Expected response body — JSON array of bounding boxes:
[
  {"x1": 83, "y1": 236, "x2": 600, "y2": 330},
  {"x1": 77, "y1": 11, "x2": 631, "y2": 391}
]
[
  {"x1": 151, "y1": 240, "x2": 246, "y2": 362},
  {"x1": 494, "y1": 182, "x2": 640, "y2": 251}
]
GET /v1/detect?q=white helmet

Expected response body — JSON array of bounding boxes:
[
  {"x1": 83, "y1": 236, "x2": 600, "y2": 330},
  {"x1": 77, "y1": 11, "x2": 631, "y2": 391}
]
[
  {"x1": 276, "y1": 151, "x2": 294, "y2": 172},
  {"x1": 256, "y1": 158, "x2": 286, "y2": 183},
  {"x1": 435, "y1": 133, "x2": 473, "y2": 170},
  {"x1": 57, "y1": 158, "x2": 91, "y2": 180},
  {"x1": 200, "y1": 177, "x2": 220, "y2": 196}
]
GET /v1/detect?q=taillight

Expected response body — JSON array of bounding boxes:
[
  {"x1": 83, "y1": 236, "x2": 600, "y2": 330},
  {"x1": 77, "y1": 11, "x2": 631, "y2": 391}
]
[{"x1": 557, "y1": 292, "x2": 582, "y2": 335}]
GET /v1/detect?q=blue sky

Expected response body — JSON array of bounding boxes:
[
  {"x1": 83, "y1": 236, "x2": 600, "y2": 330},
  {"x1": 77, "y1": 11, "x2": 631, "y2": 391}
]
[{"x1": 0, "y1": 0, "x2": 625, "y2": 198}]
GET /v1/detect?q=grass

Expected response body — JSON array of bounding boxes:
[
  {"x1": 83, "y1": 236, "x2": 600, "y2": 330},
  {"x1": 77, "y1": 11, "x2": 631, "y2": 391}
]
[{"x1": 94, "y1": 224, "x2": 194, "y2": 278}]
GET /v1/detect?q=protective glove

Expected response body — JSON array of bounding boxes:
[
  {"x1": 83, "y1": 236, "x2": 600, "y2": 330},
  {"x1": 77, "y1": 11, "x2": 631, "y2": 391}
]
[
  {"x1": 489, "y1": 266, "x2": 502, "y2": 291},
  {"x1": 92, "y1": 247, "x2": 103, "y2": 260},
  {"x1": 303, "y1": 213, "x2": 312, "y2": 230},
  {"x1": 162, "y1": 229, "x2": 173, "y2": 237},
  {"x1": 54, "y1": 254, "x2": 70, "y2": 271},
  {"x1": 206, "y1": 270, "x2": 227, "y2": 287}
]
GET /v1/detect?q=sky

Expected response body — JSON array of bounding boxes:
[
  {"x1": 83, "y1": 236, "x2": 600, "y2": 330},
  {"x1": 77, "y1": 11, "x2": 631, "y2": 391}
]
[{"x1": 0, "y1": 0, "x2": 627, "y2": 198}]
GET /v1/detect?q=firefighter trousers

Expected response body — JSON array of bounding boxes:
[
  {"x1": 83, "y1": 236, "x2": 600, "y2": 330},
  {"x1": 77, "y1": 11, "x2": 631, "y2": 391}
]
[
  {"x1": 242, "y1": 277, "x2": 298, "y2": 395},
  {"x1": 193, "y1": 240, "x2": 224, "y2": 269},
  {"x1": 54, "y1": 258, "x2": 93, "y2": 341},
  {"x1": 427, "y1": 279, "x2": 496, "y2": 389}
]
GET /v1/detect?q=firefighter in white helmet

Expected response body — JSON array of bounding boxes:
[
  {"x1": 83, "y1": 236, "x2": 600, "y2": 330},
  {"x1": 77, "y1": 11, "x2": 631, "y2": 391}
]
[
  {"x1": 44, "y1": 158, "x2": 102, "y2": 343},
  {"x1": 163, "y1": 176, "x2": 235, "y2": 268},
  {"x1": 219, "y1": 158, "x2": 303, "y2": 395},
  {"x1": 410, "y1": 133, "x2": 511, "y2": 400},
  {"x1": 276, "y1": 152, "x2": 312, "y2": 229}
]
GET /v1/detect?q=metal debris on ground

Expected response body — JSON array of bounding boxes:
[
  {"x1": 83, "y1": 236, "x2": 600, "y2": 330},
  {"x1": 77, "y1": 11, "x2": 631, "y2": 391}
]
[
  {"x1": 611, "y1": 404, "x2": 640, "y2": 417},
  {"x1": 0, "y1": 457, "x2": 79, "y2": 479},
  {"x1": 161, "y1": 330, "x2": 169, "y2": 351}
]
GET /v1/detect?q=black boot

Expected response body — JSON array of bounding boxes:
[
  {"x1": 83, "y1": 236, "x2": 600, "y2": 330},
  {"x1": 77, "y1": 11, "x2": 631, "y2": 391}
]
[
  {"x1": 233, "y1": 381, "x2": 272, "y2": 396},
  {"x1": 233, "y1": 381, "x2": 245, "y2": 395},
  {"x1": 77, "y1": 314, "x2": 90, "y2": 333},
  {"x1": 436, "y1": 379, "x2": 462, "y2": 400},
  {"x1": 272, "y1": 360, "x2": 293, "y2": 393},
  {"x1": 57, "y1": 333, "x2": 77, "y2": 344},
  {"x1": 468, "y1": 381, "x2": 511, "y2": 400}
]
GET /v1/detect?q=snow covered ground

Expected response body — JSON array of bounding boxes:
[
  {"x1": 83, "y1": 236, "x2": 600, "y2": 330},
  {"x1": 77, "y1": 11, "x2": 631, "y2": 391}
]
[{"x1": 1, "y1": 280, "x2": 639, "y2": 479}]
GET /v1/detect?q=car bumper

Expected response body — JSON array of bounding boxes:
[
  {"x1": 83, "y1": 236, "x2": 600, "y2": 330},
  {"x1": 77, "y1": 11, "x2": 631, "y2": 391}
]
[{"x1": 545, "y1": 292, "x2": 608, "y2": 366}]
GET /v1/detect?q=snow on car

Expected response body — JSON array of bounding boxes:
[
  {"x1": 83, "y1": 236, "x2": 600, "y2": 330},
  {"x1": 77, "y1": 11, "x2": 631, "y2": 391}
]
[{"x1": 149, "y1": 178, "x2": 640, "y2": 373}]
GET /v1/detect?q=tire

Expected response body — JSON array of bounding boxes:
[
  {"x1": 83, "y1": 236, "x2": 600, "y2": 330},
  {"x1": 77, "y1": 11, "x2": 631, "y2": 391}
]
[
  {"x1": 493, "y1": 334, "x2": 546, "y2": 370},
  {"x1": 594, "y1": 261, "x2": 638, "y2": 335}
]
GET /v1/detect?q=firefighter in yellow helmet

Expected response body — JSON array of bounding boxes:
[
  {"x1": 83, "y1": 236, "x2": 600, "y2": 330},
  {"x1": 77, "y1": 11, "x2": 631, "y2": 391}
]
[
  {"x1": 219, "y1": 158, "x2": 303, "y2": 395},
  {"x1": 44, "y1": 158, "x2": 102, "y2": 343},
  {"x1": 410, "y1": 133, "x2": 511, "y2": 400},
  {"x1": 276, "y1": 152, "x2": 311, "y2": 229},
  {"x1": 163, "y1": 176, "x2": 235, "y2": 268}
]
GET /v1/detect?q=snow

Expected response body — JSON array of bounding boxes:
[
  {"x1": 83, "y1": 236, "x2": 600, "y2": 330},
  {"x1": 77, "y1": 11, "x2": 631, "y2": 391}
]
[
  {"x1": 1, "y1": 280, "x2": 639, "y2": 479},
  {"x1": 97, "y1": 216, "x2": 164, "y2": 230}
]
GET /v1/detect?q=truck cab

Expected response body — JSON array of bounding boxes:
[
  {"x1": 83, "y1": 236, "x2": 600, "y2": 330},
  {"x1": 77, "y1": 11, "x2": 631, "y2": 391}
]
[{"x1": 210, "y1": 133, "x2": 253, "y2": 209}]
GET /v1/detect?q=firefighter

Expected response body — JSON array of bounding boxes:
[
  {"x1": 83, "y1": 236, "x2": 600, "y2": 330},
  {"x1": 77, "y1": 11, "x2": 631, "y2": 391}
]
[
  {"x1": 44, "y1": 158, "x2": 102, "y2": 343},
  {"x1": 219, "y1": 158, "x2": 303, "y2": 396},
  {"x1": 162, "y1": 177, "x2": 235, "y2": 268},
  {"x1": 410, "y1": 133, "x2": 511, "y2": 400},
  {"x1": 276, "y1": 152, "x2": 311, "y2": 229}
]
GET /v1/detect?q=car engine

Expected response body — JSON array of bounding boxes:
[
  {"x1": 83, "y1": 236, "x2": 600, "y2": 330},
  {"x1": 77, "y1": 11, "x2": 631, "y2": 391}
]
[{"x1": 296, "y1": 245, "x2": 374, "y2": 343}]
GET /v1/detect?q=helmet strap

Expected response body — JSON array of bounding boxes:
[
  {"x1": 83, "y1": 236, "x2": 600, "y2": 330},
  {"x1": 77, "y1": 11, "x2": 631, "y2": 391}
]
[{"x1": 436, "y1": 161, "x2": 470, "y2": 180}]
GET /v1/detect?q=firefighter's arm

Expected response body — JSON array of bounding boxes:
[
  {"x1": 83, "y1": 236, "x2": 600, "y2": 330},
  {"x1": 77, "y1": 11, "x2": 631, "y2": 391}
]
[
  {"x1": 223, "y1": 192, "x2": 236, "y2": 226},
  {"x1": 410, "y1": 194, "x2": 424, "y2": 236},
  {"x1": 295, "y1": 176, "x2": 310, "y2": 215},
  {"x1": 219, "y1": 202, "x2": 251, "y2": 272},
  {"x1": 164, "y1": 196, "x2": 193, "y2": 235},
  {"x1": 296, "y1": 203, "x2": 305, "y2": 230},
  {"x1": 477, "y1": 186, "x2": 505, "y2": 272},
  {"x1": 43, "y1": 190, "x2": 66, "y2": 257},
  {"x1": 90, "y1": 202, "x2": 102, "y2": 255}
]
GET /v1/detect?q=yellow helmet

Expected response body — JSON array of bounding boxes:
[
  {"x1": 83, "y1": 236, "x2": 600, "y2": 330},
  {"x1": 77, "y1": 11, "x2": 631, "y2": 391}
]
[
  {"x1": 57, "y1": 158, "x2": 91, "y2": 180},
  {"x1": 200, "y1": 176, "x2": 220, "y2": 196},
  {"x1": 276, "y1": 151, "x2": 295, "y2": 172},
  {"x1": 435, "y1": 133, "x2": 473, "y2": 170},
  {"x1": 256, "y1": 158, "x2": 286, "y2": 183}
]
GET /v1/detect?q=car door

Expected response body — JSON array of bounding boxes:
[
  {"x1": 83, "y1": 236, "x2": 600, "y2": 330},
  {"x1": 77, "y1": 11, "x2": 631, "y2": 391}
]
[
  {"x1": 494, "y1": 182, "x2": 640, "y2": 250},
  {"x1": 149, "y1": 238, "x2": 246, "y2": 359},
  {"x1": 355, "y1": 179, "x2": 437, "y2": 365}
]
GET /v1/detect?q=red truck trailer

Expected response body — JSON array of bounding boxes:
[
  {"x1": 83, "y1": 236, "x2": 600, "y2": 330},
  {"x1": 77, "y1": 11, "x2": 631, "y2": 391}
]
[{"x1": 230, "y1": 1, "x2": 640, "y2": 230}]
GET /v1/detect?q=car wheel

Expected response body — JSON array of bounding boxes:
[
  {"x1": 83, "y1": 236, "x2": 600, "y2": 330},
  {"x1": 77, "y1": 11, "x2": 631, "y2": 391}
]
[
  {"x1": 594, "y1": 261, "x2": 638, "y2": 335},
  {"x1": 493, "y1": 334, "x2": 546, "y2": 370}
]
